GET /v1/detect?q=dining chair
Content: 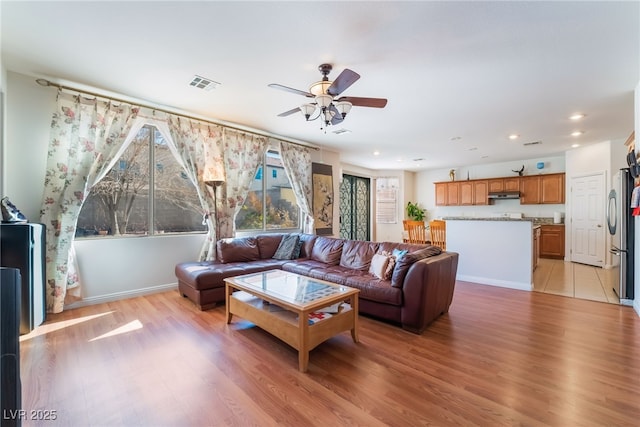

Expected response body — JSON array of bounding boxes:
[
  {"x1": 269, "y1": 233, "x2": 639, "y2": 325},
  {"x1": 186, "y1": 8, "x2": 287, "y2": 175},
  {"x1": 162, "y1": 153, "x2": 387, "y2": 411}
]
[
  {"x1": 404, "y1": 220, "x2": 428, "y2": 244},
  {"x1": 429, "y1": 219, "x2": 446, "y2": 250}
]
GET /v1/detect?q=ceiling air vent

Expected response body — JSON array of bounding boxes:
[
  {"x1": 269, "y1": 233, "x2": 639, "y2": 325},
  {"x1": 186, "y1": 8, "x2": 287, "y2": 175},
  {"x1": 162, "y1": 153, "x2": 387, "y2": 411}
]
[
  {"x1": 523, "y1": 140, "x2": 542, "y2": 146},
  {"x1": 189, "y1": 75, "x2": 220, "y2": 91}
]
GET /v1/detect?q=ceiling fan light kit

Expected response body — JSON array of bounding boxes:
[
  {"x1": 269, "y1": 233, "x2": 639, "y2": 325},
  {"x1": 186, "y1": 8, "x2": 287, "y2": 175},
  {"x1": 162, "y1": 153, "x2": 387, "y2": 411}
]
[{"x1": 269, "y1": 63, "x2": 387, "y2": 131}]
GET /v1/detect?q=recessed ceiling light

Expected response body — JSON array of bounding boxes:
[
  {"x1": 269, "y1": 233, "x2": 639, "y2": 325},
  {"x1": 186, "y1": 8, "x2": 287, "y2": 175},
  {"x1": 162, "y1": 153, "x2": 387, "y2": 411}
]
[
  {"x1": 572, "y1": 143, "x2": 580, "y2": 148},
  {"x1": 509, "y1": 134, "x2": 519, "y2": 140},
  {"x1": 571, "y1": 131, "x2": 584, "y2": 137},
  {"x1": 569, "y1": 113, "x2": 586, "y2": 121},
  {"x1": 373, "y1": 150, "x2": 380, "y2": 156}
]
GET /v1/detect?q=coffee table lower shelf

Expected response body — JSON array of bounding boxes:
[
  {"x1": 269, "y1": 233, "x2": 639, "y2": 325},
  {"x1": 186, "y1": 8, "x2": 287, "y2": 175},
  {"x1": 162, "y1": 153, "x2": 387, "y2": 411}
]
[{"x1": 227, "y1": 290, "x2": 359, "y2": 372}]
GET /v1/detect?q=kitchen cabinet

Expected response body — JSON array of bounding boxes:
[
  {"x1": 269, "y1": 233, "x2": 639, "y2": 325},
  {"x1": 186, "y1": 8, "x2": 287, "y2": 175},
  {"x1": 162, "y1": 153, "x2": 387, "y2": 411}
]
[
  {"x1": 460, "y1": 181, "x2": 473, "y2": 205},
  {"x1": 541, "y1": 173, "x2": 565, "y2": 204},
  {"x1": 453, "y1": 181, "x2": 488, "y2": 206},
  {"x1": 435, "y1": 181, "x2": 460, "y2": 206},
  {"x1": 488, "y1": 178, "x2": 505, "y2": 193},
  {"x1": 520, "y1": 176, "x2": 541, "y2": 204},
  {"x1": 473, "y1": 180, "x2": 488, "y2": 205},
  {"x1": 504, "y1": 178, "x2": 520, "y2": 192},
  {"x1": 540, "y1": 224, "x2": 565, "y2": 259},
  {"x1": 520, "y1": 173, "x2": 565, "y2": 204},
  {"x1": 488, "y1": 177, "x2": 520, "y2": 193},
  {"x1": 435, "y1": 182, "x2": 447, "y2": 206},
  {"x1": 435, "y1": 173, "x2": 563, "y2": 206},
  {"x1": 447, "y1": 182, "x2": 460, "y2": 205}
]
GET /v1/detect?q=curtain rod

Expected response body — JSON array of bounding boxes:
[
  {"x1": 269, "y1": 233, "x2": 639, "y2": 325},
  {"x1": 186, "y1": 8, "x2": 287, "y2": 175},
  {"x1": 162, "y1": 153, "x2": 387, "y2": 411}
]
[{"x1": 35, "y1": 78, "x2": 320, "y2": 151}]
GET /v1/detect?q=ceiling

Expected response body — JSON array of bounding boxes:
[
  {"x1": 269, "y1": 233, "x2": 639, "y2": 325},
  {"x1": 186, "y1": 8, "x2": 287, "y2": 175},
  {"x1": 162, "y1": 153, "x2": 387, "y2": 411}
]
[{"x1": 2, "y1": 1, "x2": 638, "y2": 171}]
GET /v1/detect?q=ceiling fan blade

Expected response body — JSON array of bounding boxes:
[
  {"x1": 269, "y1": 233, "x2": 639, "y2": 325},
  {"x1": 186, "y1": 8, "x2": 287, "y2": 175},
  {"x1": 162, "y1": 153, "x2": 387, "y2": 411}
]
[
  {"x1": 268, "y1": 83, "x2": 314, "y2": 98},
  {"x1": 330, "y1": 105, "x2": 344, "y2": 125},
  {"x1": 327, "y1": 69, "x2": 360, "y2": 97},
  {"x1": 277, "y1": 107, "x2": 302, "y2": 117},
  {"x1": 338, "y1": 96, "x2": 387, "y2": 108}
]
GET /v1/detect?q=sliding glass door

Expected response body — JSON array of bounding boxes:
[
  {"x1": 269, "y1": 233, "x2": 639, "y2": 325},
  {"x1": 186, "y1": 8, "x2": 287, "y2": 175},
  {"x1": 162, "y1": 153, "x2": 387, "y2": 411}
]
[{"x1": 339, "y1": 174, "x2": 370, "y2": 240}]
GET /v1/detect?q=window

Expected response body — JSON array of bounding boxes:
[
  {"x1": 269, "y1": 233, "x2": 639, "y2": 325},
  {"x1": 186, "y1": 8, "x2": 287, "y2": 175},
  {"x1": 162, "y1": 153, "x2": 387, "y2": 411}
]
[
  {"x1": 235, "y1": 150, "x2": 300, "y2": 231},
  {"x1": 76, "y1": 125, "x2": 206, "y2": 237}
]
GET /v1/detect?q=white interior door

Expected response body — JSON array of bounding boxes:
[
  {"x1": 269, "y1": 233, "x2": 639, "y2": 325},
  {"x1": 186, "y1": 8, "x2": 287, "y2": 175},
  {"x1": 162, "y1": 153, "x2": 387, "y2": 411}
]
[{"x1": 571, "y1": 172, "x2": 605, "y2": 266}]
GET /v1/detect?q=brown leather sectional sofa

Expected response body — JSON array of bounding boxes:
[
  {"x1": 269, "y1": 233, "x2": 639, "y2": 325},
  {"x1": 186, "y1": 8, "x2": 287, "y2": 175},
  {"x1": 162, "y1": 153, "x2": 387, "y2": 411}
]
[{"x1": 175, "y1": 233, "x2": 458, "y2": 334}]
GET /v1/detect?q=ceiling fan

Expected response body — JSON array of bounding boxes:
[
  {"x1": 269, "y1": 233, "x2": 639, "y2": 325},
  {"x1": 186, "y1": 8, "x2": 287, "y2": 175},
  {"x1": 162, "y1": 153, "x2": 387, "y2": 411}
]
[{"x1": 268, "y1": 63, "x2": 387, "y2": 130}]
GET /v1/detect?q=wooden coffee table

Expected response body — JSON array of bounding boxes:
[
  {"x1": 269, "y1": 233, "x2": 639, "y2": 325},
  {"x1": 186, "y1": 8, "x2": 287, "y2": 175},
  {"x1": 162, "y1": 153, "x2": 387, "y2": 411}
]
[{"x1": 225, "y1": 270, "x2": 359, "y2": 372}]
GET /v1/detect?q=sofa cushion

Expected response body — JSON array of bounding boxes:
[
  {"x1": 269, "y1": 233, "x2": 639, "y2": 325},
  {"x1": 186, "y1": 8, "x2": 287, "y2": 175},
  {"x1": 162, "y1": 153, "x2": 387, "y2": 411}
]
[
  {"x1": 310, "y1": 236, "x2": 345, "y2": 265},
  {"x1": 217, "y1": 237, "x2": 261, "y2": 263},
  {"x1": 306, "y1": 265, "x2": 357, "y2": 285},
  {"x1": 344, "y1": 274, "x2": 402, "y2": 306},
  {"x1": 340, "y1": 240, "x2": 379, "y2": 271},
  {"x1": 256, "y1": 234, "x2": 285, "y2": 259},
  {"x1": 272, "y1": 234, "x2": 302, "y2": 260},
  {"x1": 297, "y1": 233, "x2": 317, "y2": 258},
  {"x1": 391, "y1": 246, "x2": 443, "y2": 288}
]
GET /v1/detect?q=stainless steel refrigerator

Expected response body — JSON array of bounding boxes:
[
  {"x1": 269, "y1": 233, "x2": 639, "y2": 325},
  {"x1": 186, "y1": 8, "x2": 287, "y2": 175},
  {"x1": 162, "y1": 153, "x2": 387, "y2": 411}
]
[{"x1": 607, "y1": 168, "x2": 635, "y2": 304}]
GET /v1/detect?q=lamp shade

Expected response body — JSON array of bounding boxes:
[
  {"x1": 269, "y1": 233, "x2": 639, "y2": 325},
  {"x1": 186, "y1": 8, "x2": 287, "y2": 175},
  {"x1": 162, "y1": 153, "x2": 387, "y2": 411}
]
[
  {"x1": 334, "y1": 101, "x2": 352, "y2": 118},
  {"x1": 309, "y1": 80, "x2": 332, "y2": 96},
  {"x1": 203, "y1": 163, "x2": 225, "y2": 186},
  {"x1": 315, "y1": 94, "x2": 333, "y2": 109},
  {"x1": 300, "y1": 103, "x2": 317, "y2": 120}
]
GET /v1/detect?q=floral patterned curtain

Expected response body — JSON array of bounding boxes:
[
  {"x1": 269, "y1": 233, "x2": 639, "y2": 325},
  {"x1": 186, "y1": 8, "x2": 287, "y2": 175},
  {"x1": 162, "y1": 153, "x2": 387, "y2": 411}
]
[
  {"x1": 279, "y1": 141, "x2": 314, "y2": 234},
  {"x1": 40, "y1": 92, "x2": 139, "y2": 313},
  {"x1": 165, "y1": 116, "x2": 224, "y2": 260},
  {"x1": 217, "y1": 129, "x2": 267, "y2": 239}
]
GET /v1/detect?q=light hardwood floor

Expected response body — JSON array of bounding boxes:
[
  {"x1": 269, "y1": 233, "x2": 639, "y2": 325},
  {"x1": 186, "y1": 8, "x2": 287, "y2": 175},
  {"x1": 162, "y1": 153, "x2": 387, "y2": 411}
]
[
  {"x1": 534, "y1": 259, "x2": 620, "y2": 304},
  {"x1": 18, "y1": 281, "x2": 640, "y2": 426}
]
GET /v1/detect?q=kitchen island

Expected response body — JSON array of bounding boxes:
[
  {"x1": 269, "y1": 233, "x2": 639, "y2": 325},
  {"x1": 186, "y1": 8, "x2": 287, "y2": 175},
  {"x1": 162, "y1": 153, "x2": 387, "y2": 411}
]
[{"x1": 444, "y1": 217, "x2": 537, "y2": 291}]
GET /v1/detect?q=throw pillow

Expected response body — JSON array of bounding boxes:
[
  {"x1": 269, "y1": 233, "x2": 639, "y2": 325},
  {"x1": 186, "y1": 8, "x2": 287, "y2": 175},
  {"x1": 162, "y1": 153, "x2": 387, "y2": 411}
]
[
  {"x1": 380, "y1": 251, "x2": 396, "y2": 280},
  {"x1": 391, "y1": 246, "x2": 443, "y2": 288},
  {"x1": 369, "y1": 253, "x2": 391, "y2": 280},
  {"x1": 392, "y1": 248, "x2": 408, "y2": 260},
  {"x1": 273, "y1": 234, "x2": 301, "y2": 260}
]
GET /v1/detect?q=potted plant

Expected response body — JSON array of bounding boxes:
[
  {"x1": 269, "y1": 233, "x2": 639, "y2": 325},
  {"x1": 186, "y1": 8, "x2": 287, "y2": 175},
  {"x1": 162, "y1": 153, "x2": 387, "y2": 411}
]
[{"x1": 406, "y1": 201, "x2": 426, "y2": 221}]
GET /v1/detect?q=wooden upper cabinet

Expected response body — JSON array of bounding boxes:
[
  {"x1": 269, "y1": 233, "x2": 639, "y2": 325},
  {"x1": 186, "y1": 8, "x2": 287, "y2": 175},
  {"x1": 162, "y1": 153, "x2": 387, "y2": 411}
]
[
  {"x1": 504, "y1": 177, "x2": 520, "y2": 192},
  {"x1": 520, "y1": 173, "x2": 565, "y2": 204},
  {"x1": 473, "y1": 180, "x2": 488, "y2": 205},
  {"x1": 488, "y1": 179, "x2": 504, "y2": 193},
  {"x1": 435, "y1": 182, "x2": 447, "y2": 206},
  {"x1": 459, "y1": 181, "x2": 474, "y2": 205},
  {"x1": 519, "y1": 176, "x2": 541, "y2": 204},
  {"x1": 541, "y1": 173, "x2": 565, "y2": 204},
  {"x1": 447, "y1": 182, "x2": 460, "y2": 205},
  {"x1": 434, "y1": 173, "x2": 563, "y2": 205},
  {"x1": 488, "y1": 177, "x2": 520, "y2": 193}
]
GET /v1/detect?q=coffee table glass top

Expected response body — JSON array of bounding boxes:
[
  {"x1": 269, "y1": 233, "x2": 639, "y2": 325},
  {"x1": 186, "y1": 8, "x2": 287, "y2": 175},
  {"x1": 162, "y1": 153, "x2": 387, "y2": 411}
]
[{"x1": 228, "y1": 270, "x2": 347, "y2": 304}]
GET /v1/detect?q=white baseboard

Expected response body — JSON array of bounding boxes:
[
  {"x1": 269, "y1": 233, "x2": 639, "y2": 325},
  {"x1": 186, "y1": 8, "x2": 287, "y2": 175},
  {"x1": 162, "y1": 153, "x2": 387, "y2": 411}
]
[
  {"x1": 456, "y1": 275, "x2": 532, "y2": 292},
  {"x1": 64, "y1": 283, "x2": 178, "y2": 310},
  {"x1": 634, "y1": 299, "x2": 640, "y2": 318}
]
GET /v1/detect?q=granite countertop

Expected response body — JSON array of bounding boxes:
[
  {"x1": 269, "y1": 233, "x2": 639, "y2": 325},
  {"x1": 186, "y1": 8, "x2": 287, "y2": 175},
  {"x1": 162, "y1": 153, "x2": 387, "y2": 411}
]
[{"x1": 443, "y1": 216, "x2": 564, "y2": 225}]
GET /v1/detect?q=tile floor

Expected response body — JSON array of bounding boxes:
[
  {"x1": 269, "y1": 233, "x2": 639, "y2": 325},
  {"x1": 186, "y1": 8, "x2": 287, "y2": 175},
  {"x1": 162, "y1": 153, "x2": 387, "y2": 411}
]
[{"x1": 533, "y1": 258, "x2": 620, "y2": 304}]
